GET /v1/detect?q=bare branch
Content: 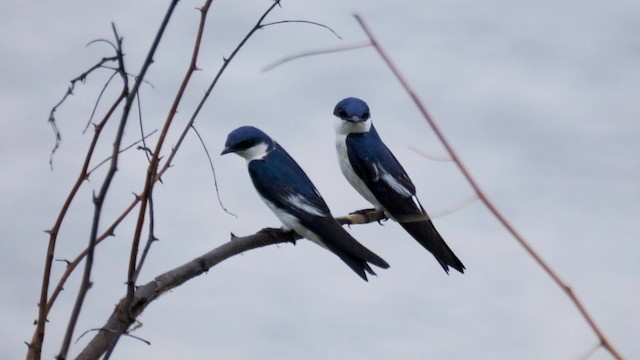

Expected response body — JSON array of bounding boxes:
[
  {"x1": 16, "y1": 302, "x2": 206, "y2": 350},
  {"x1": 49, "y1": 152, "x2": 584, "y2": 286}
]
[
  {"x1": 74, "y1": 209, "x2": 384, "y2": 359},
  {"x1": 352, "y1": 13, "x2": 624, "y2": 360}
]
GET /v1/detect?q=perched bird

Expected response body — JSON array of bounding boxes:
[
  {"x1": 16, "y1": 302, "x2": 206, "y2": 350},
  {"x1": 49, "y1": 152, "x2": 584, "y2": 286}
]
[
  {"x1": 221, "y1": 126, "x2": 390, "y2": 281},
  {"x1": 332, "y1": 97, "x2": 465, "y2": 274}
]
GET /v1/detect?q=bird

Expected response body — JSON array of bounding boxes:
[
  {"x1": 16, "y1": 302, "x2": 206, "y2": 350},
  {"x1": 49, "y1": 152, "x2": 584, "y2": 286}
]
[
  {"x1": 221, "y1": 125, "x2": 390, "y2": 281},
  {"x1": 332, "y1": 97, "x2": 465, "y2": 274}
]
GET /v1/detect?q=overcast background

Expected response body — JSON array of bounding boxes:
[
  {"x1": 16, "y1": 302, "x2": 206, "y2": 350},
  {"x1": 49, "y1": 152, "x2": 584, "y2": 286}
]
[{"x1": 1, "y1": 0, "x2": 639, "y2": 359}]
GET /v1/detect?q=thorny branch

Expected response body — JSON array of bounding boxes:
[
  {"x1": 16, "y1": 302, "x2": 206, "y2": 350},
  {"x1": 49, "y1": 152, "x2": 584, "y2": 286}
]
[
  {"x1": 56, "y1": 23, "x2": 133, "y2": 360},
  {"x1": 48, "y1": 55, "x2": 119, "y2": 169},
  {"x1": 352, "y1": 13, "x2": 624, "y2": 360},
  {"x1": 29, "y1": 47, "x2": 127, "y2": 360},
  {"x1": 74, "y1": 210, "x2": 385, "y2": 360}
]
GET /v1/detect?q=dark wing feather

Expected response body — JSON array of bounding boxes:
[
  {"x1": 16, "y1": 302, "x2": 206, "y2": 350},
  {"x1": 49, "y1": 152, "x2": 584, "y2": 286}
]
[
  {"x1": 346, "y1": 126, "x2": 422, "y2": 219},
  {"x1": 248, "y1": 144, "x2": 330, "y2": 220},
  {"x1": 346, "y1": 126, "x2": 465, "y2": 274}
]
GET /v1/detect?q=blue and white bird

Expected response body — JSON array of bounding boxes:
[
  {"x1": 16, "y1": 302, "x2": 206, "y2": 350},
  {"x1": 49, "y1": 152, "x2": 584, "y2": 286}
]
[
  {"x1": 221, "y1": 126, "x2": 390, "y2": 281},
  {"x1": 332, "y1": 97, "x2": 465, "y2": 274}
]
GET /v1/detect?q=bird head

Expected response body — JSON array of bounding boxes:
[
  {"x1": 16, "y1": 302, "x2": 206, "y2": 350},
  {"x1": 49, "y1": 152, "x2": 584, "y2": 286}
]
[
  {"x1": 333, "y1": 97, "x2": 372, "y2": 134},
  {"x1": 333, "y1": 97, "x2": 371, "y2": 123},
  {"x1": 221, "y1": 126, "x2": 274, "y2": 160}
]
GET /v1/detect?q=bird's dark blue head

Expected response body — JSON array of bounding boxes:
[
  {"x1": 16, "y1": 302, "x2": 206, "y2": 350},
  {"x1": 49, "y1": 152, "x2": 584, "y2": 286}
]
[
  {"x1": 221, "y1": 126, "x2": 274, "y2": 156},
  {"x1": 333, "y1": 97, "x2": 370, "y2": 123}
]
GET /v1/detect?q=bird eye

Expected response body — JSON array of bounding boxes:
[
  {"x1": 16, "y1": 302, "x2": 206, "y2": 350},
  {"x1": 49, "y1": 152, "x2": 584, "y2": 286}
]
[
  {"x1": 236, "y1": 139, "x2": 256, "y2": 149},
  {"x1": 363, "y1": 112, "x2": 370, "y2": 119},
  {"x1": 338, "y1": 109, "x2": 348, "y2": 118}
]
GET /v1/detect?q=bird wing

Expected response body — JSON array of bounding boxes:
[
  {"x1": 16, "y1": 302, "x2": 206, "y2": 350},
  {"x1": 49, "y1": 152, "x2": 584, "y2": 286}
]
[
  {"x1": 248, "y1": 145, "x2": 330, "y2": 220},
  {"x1": 345, "y1": 126, "x2": 427, "y2": 222}
]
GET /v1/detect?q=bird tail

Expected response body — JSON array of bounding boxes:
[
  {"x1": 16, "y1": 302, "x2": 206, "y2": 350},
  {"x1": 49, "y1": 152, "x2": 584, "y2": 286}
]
[
  {"x1": 399, "y1": 220, "x2": 465, "y2": 274},
  {"x1": 313, "y1": 219, "x2": 390, "y2": 281},
  {"x1": 334, "y1": 250, "x2": 388, "y2": 282}
]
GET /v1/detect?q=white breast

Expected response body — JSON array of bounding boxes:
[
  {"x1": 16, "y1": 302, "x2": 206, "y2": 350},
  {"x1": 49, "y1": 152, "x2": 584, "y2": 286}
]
[{"x1": 335, "y1": 132, "x2": 384, "y2": 210}]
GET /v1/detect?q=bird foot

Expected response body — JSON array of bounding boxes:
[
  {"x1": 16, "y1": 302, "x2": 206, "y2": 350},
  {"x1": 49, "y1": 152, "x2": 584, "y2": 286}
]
[{"x1": 348, "y1": 208, "x2": 388, "y2": 225}]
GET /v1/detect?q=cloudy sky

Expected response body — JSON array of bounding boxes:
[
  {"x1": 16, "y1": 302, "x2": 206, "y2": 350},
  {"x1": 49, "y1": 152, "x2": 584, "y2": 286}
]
[{"x1": 2, "y1": 0, "x2": 639, "y2": 359}]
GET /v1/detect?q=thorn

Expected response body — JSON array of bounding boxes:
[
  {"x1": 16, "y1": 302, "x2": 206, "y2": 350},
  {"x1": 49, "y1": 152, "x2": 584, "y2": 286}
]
[
  {"x1": 198, "y1": 258, "x2": 208, "y2": 273},
  {"x1": 230, "y1": 232, "x2": 238, "y2": 240},
  {"x1": 44, "y1": 229, "x2": 52, "y2": 235},
  {"x1": 24, "y1": 341, "x2": 33, "y2": 349}
]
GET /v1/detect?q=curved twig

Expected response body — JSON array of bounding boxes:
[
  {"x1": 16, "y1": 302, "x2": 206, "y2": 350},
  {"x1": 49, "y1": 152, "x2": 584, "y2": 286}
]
[
  {"x1": 262, "y1": 41, "x2": 371, "y2": 72},
  {"x1": 191, "y1": 125, "x2": 236, "y2": 217},
  {"x1": 261, "y1": 19, "x2": 343, "y2": 39}
]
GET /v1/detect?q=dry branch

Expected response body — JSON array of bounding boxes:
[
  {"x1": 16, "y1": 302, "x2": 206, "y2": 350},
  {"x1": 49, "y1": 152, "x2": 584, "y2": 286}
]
[{"x1": 74, "y1": 210, "x2": 385, "y2": 359}]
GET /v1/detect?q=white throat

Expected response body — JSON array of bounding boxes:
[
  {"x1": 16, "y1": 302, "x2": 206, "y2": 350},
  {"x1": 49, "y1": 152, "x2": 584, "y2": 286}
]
[
  {"x1": 236, "y1": 142, "x2": 270, "y2": 162},
  {"x1": 334, "y1": 117, "x2": 371, "y2": 136}
]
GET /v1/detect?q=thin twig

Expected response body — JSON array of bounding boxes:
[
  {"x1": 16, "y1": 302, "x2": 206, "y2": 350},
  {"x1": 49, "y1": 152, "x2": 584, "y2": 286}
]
[
  {"x1": 82, "y1": 71, "x2": 119, "y2": 134},
  {"x1": 132, "y1": 192, "x2": 157, "y2": 283},
  {"x1": 577, "y1": 341, "x2": 603, "y2": 360},
  {"x1": 48, "y1": 56, "x2": 119, "y2": 169},
  {"x1": 430, "y1": 194, "x2": 478, "y2": 219},
  {"x1": 87, "y1": 130, "x2": 158, "y2": 175},
  {"x1": 261, "y1": 20, "x2": 343, "y2": 39},
  {"x1": 352, "y1": 13, "x2": 624, "y2": 360},
  {"x1": 408, "y1": 145, "x2": 452, "y2": 162},
  {"x1": 135, "y1": 85, "x2": 153, "y2": 163},
  {"x1": 262, "y1": 41, "x2": 371, "y2": 72},
  {"x1": 75, "y1": 328, "x2": 150, "y2": 346},
  {"x1": 191, "y1": 125, "x2": 236, "y2": 217}
]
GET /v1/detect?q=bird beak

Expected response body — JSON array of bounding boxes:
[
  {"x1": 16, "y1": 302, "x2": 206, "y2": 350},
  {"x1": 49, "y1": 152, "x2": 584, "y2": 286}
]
[
  {"x1": 220, "y1": 147, "x2": 233, "y2": 155},
  {"x1": 345, "y1": 115, "x2": 365, "y2": 123}
]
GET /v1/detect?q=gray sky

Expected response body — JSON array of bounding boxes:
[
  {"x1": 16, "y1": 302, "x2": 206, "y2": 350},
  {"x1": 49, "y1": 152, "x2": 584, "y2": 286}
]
[{"x1": 2, "y1": 0, "x2": 639, "y2": 359}]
